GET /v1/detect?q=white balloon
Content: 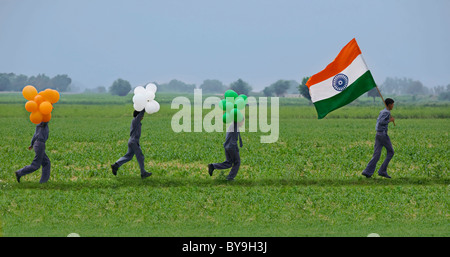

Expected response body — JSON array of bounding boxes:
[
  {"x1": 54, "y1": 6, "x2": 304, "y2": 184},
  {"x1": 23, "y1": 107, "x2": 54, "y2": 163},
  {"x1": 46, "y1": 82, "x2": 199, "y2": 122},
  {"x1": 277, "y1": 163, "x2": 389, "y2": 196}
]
[
  {"x1": 143, "y1": 90, "x2": 155, "y2": 102},
  {"x1": 145, "y1": 83, "x2": 157, "y2": 93},
  {"x1": 133, "y1": 94, "x2": 146, "y2": 111},
  {"x1": 134, "y1": 102, "x2": 145, "y2": 111},
  {"x1": 153, "y1": 100, "x2": 160, "y2": 113},
  {"x1": 144, "y1": 102, "x2": 154, "y2": 114},
  {"x1": 133, "y1": 94, "x2": 146, "y2": 105},
  {"x1": 134, "y1": 86, "x2": 146, "y2": 95},
  {"x1": 145, "y1": 100, "x2": 160, "y2": 114}
]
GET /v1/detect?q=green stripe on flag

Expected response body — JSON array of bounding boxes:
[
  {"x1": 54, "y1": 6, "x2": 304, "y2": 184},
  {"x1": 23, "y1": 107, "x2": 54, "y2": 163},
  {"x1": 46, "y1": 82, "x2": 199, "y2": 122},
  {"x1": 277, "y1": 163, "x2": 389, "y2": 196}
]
[{"x1": 314, "y1": 70, "x2": 377, "y2": 119}]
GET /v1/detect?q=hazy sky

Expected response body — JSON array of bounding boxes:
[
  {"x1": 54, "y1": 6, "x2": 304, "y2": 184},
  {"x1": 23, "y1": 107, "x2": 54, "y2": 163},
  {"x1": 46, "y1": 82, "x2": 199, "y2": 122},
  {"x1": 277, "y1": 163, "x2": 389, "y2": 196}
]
[{"x1": 1, "y1": 0, "x2": 449, "y2": 91}]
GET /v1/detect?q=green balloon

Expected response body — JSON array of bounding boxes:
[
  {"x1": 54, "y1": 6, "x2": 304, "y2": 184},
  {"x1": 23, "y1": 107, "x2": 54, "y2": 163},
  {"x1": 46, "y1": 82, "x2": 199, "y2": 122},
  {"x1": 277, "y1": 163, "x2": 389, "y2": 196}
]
[
  {"x1": 222, "y1": 112, "x2": 232, "y2": 124},
  {"x1": 219, "y1": 99, "x2": 227, "y2": 111},
  {"x1": 232, "y1": 108, "x2": 244, "y2": 122},
  {"x1": 226, "y1": 102, "x2": 234, "y2": 111},
  {"x1": 234, "y1": 98, "x2": 245, "y2": 110},
  {"x1": 224, "y1": 90, "x2": 238, "y2": 102},
  {"x1": 219, "y1": 99, "x2": 234, "y2": 111},
  {"x1": 238, "y1": 94, "x2": 248, "y2": 103}
]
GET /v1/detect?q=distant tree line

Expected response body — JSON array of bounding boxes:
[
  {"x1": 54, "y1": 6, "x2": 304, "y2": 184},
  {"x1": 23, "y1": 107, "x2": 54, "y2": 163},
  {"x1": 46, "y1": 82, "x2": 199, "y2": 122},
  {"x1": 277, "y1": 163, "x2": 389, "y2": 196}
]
[
  {"x1": 3, "y1": 71, "x2": 448, "y2": 101},
  {"x1": 262, "y1": 80, "x2": 300, "y2": 97},
  {"x1": 379, "y1": 77, "x2": 450, "y2": 99},
  {"x1": 0, "y1": 72, "x2": 72, "y2": 92},
  {"x1": 109, "y1": 78, "x2": 256, "y2": 96},
  {"x1": 109, "y1": 77, "x2": 306, "y2": 97}
]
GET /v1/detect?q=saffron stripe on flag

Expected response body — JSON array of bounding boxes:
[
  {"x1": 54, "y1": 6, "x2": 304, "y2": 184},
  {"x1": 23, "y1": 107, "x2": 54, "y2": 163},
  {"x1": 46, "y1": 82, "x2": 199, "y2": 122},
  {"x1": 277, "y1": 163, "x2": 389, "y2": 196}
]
[{"x1": 306, "y1": 38, "x2": 362, "y2": 88}]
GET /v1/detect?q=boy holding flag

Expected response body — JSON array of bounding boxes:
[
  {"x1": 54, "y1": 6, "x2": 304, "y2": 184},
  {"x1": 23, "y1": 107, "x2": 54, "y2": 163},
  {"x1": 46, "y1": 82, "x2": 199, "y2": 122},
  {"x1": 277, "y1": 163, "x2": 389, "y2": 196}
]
[{"x1": 362, "y1": 98, "x2": 395, "y2": 178}]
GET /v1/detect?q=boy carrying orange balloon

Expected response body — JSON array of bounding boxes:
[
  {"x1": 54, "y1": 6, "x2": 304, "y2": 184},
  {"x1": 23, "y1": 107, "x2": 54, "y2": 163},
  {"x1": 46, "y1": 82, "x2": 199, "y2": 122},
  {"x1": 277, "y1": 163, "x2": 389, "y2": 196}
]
[{"x1": 15, "y1": 85, "x2": 60, "y2": 183}]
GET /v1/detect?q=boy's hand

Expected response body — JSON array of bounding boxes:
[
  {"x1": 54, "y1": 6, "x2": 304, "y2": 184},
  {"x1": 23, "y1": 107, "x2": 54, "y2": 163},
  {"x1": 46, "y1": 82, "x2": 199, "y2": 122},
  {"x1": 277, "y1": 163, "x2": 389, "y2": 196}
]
[
  {"x1": 389, "y1": 116, "x2": 395, "y2": 123},
  {"x1": 28, "y1": 146, "x2": 33, "y2": 150}
]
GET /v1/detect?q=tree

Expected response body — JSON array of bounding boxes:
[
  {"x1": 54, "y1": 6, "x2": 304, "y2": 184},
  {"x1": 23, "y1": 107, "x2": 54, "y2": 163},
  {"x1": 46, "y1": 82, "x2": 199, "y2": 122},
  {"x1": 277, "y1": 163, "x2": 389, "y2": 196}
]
[
  {"x1": 380, "y1": 77, "x2": 428, "y2": 95},
  {"x1": 297, "y1": 76, "x2": 311, "y2": 101},
  {"x1": 51, "y1": 74, "x2": 72, "y2": 92},
  {"x1": 28, "y1": 74, "x2": 51, "y2": 91},
  {"x1": 367, "y1": 87, "x2": 380, "y2": 102},
  {"x1": 0, "y1": 73, "x2": 11, "y2": 91},
  {"x1": 438, "y1": 91, "x2": 450, "y2": 101},
  {"x1": 0, "y1": 72, "x2": 73, "y2": 92},
  {"x1": 263, "y1": 86, "x2": 275, "y2": 97},
  {"x1": 437, "y1": 84, "x2": 450, "y2": 100},
  {"x1": 110, "y1": 78, "x2": 131, "y2": 96},
  {"x1": 0, "y1": 72, "x2": 28, "y2": 91},
  {"x1": 229, "y1": 79, "x2": 252, "y2": 95},
  {"x1": 286, "y1": 80, "x2": 300, "y2": 94},
  {"x1": 200, "y1": 79, "x2": 226, "y2": 94},
  {"x1": 271, "y1": 80, "x2": 291, "y2": 97},
  {"x1": 11, "y1": 74, "x2": 28, "y2": 91},
  {"x1": 263, "y1": 80, "x2": 292, "y2": 97},
  {"x1": 159, "y1": 79, "x2": 196, "y2": 93},
  {"x1": 406, "y1": 80, "x2": 428, "y2": 95}
]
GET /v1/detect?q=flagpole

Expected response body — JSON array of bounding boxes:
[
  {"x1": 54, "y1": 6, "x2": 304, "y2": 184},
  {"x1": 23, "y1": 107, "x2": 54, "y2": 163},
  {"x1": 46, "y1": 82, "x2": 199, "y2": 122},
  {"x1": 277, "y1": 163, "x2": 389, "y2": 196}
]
[{"x1": 375, "y1": 86, "x2": 395, "y2": 126}]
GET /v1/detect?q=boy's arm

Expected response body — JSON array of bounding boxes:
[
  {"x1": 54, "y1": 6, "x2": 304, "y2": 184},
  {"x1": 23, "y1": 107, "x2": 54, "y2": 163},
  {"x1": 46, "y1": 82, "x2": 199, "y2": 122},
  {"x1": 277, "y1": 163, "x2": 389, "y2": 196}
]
[
  {"x1": 30, "y1": 131, "x2": 37, "y2": 148},
  {"x1": 138, "y1": 110, "x2": 145, "y2": 119},
  {"x1": 131, "y1": 111, "x2": 145, "y2": 126}
]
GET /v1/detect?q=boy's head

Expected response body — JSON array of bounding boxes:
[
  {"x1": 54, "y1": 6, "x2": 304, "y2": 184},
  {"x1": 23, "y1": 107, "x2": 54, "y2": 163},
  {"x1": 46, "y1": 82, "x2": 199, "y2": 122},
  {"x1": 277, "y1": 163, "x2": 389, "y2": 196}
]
[{"x1": 385, "y1": 98, "x2": 394, "y2": 110}]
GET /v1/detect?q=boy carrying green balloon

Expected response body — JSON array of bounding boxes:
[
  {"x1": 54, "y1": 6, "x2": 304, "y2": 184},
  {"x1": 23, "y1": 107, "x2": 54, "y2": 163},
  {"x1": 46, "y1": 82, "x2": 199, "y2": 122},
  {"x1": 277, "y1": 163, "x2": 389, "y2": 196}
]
[{"x1": 209, "y1": 90, "x2": 246, "y2": 181}]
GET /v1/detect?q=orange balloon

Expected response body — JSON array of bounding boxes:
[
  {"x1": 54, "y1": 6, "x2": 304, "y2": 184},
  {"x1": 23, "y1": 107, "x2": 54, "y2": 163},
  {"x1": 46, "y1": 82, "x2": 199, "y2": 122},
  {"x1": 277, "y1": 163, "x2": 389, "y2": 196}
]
[
  {"x1": 38, "y1": 91, "x2": 50, "y2": 102},
  {"x1": 34, "y1": 95, "x2": 45, "y2": 105},
  {"x1": 25, "y1": 100, "x2": 38, "y2": 112},
  {"x1": 44, "y1": 88, "x2": 52, "y2": 96},
  {"x1": 47, "y1": 89, "x2": 60, "y2": 104},
  {"x1": 39, "y1": 101, "x2": 53, "y2": 115},
  {"x1": 30, "y1": 111, "x2": 43, "y2": 124},
  {"x1": 22, "y1": 85, "x2": 38, "y2": 101},
  {"x1": 53, "y1": 89, "x2": 60, "y2": 103},
  {"x1": 42, "y1": 113, "x2": 51, "y2": 122}
]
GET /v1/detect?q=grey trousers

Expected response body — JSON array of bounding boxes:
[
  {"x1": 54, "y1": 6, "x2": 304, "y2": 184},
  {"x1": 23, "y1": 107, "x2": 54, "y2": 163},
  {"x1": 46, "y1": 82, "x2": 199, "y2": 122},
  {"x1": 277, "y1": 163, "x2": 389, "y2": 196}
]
[
  {"x1": 212, "y1": 147, "x2": 240, "y2": 180},
  {"x1": 115, "y1": 140, "x2": 146, "y2": 174},
  {"x1": 363, "y1": 133, "x2": 394, "y2": 176},
  {"x1": 17, "y1": 141, "x2": 51, "y2": 183}
]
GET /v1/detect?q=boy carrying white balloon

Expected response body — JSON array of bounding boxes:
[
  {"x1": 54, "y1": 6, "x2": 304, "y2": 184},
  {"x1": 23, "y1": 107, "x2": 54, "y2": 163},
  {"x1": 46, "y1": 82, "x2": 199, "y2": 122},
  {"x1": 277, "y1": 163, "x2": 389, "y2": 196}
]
[{"x1": 111, "y1": 83, "x2": 159, "y2": 178}]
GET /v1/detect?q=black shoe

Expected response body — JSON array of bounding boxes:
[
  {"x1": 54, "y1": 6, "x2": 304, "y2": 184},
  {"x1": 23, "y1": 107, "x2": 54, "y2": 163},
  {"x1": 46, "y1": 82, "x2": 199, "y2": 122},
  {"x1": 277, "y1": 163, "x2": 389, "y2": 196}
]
[
  {"x1": 15, "y1": 171, "x2": 21, "y2": 183},
  {"x1": 141, "y1": 171, "x2": 152, "y2": 179},
  {"x1": 378, "y1": 173, "x2": 391, "y2": 179},
  {"x1": 111, "y1": 163, "x2": 118, "y2": 176},
  {"x1": 208, "y1": 164, "x2": 214, "y2": 176},
  {"x1": 361, "y1": 172, "x2": 371, "y2": 178}
]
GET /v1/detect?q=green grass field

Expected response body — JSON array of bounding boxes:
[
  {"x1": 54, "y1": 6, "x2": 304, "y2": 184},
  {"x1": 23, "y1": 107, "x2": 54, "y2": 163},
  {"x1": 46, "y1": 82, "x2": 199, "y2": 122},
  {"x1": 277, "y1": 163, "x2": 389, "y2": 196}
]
[{"x1": 0, "y1": 93, "x2": 448, "y2": 236}]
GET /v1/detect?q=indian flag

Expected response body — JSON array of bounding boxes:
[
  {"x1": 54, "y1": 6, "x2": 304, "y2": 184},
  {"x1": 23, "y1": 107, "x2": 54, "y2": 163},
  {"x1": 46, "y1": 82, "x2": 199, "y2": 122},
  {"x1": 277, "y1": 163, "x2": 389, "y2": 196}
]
[{"x1": 306, "y1": 38, "x2": 377, "y2": 119}]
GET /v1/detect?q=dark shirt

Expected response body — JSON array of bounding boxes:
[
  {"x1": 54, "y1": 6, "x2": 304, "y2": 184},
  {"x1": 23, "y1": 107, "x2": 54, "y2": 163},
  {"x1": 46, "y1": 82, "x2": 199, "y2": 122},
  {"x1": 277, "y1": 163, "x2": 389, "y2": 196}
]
[
  {"x1": 224, "y1": 122, "x2": 243, "y2": 149},
  {"x1": 130, "y1": 111, "x2": 145, "y2": 142},
  {"x1": 30, "y1": 122, "x2": 49, "y2": 146}
]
